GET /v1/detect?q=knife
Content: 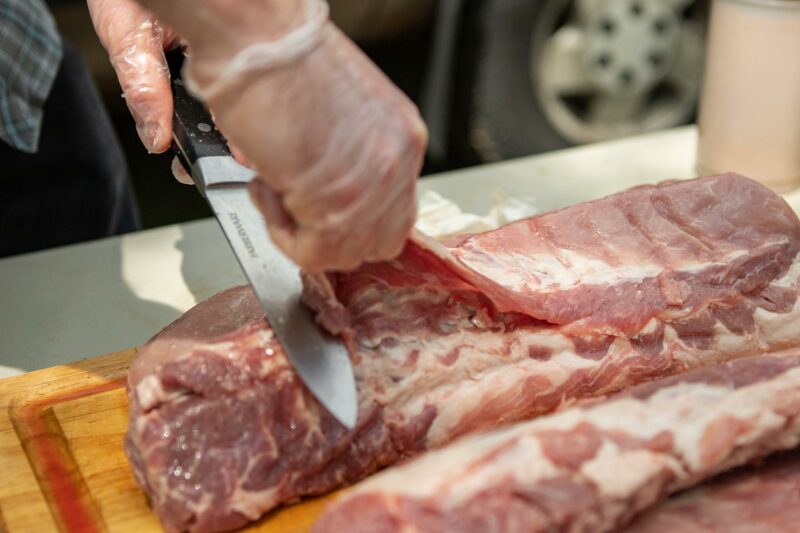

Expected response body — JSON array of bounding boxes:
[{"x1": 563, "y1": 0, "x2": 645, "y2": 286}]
[{"x1": 168, "y1": 54, "x2": 358, "y2": 429}]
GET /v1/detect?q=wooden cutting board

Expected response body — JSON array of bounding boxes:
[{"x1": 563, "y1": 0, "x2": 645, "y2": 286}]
[{"x1": 0, "y1": 350, "x2": 333, "y2": 532}]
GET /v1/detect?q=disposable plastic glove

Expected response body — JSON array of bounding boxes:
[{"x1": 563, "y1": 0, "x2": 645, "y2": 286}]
[
  {"x1": 88, "y1": 0, "x2": 179, "y2": 154},
  {"x1": 133, "y1": 0, "x2": 428, "y2": 272}
]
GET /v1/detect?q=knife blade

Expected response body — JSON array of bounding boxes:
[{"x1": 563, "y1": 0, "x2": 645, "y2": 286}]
[{"x1": 168, "y1": 57, "x2": 358, "y2": 429}]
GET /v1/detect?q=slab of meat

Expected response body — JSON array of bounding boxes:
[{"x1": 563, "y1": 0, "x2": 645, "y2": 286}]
[
  {"x1": 313, "y1": 351, "x2": 800, "y2": 533},
  {"x1": 125, "y1": 174, "x2": 800, "y2": 532},
  {"x1": 625, "y1": 450, "x2": 800, "y2": 532}
]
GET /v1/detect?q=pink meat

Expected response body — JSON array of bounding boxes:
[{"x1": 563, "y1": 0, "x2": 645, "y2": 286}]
[
  {"x1": 625, "y1": 451, "x2": 800, "y2": 532},
  {"x1": 446, "y1": 173, "x2": 800, "y2": 336},
  {"x1": 125, "y1": 174, "x2": 800, "y2": 532},
  {"x1": 313, "y1": 351, "x2": 800, "y2": 533}
]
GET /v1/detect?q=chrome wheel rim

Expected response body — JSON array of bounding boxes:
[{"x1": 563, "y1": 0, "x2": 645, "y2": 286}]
[{"x1": 533, "y1": 0, "x2": 705, "y2": 144}]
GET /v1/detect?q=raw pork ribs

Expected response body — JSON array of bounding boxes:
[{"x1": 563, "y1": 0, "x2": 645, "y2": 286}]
[
  {"x1": 625, "y1": 449, "x2": 800, "y2": 532},
  {"x1": 313, "y1": 350, "x2": 800, "y2": 533},
  {"x1": 125, "y1": 174, "x2": 800, "y2": 532}
]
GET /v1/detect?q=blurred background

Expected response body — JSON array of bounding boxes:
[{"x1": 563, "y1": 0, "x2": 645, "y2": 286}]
[{"x1": 46, "y1": 0, "x2": 710, "y2": 230}]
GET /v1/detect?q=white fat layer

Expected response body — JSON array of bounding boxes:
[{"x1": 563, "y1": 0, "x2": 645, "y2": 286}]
[
  {"x1": 459, "y1": 248, "x2": 666, "y2": 292},
  {"x1": 753, "y1": 297, "x2": 800, "y2": 348},
  {"x1": 182, "y1": 492, "x2": 213, "y2": 526},
  {"x1": 580, "y1": 444, "x2": 678, "y2": 500},
  {"x1": 417, "y1": 333, "x2": 594, "y2": 445},
  {"x1": 230, "y1": 486, "x2": 280, "y2": 520},
  {"x1": 454, "y1": 243, "x2": 800, "y2": 292},
  {"x1": 713, "y1": 320, "x2": 761, "y2": 360},
  {"x1": 136, "y1": 375, "x2": 166, "y2": 411},
  {"x1": 665, "y1": 380, "x2": 795, "y2": 471},
  {"x1": 456, "y1": 246, "x2": 772, "y2": 294},
  {"x1": 669, "y1": 320, "x2": 757, "y2": 371},
  {"x1": 770, "y1": 259, "x2": 800, "y2": 289},
  {"x1": 444, "y1": 436, "x2": 561, "y2": 509}
]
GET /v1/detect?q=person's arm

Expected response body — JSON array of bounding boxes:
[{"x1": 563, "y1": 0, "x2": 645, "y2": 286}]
[{"x1": 91, "y1": 0, "x2": 427, "y2": 271}]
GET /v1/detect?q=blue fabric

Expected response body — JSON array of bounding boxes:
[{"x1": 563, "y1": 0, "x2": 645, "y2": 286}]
[{"x1": 0, "y1": 0, "x2": 62, "y2": 153}]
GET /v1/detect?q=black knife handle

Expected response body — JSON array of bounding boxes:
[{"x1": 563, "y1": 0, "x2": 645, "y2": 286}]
[{"x1": 168, "y1": 50, "x2": 231, "y2": 167}]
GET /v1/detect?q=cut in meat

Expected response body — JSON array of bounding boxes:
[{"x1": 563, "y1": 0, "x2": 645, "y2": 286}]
[
  {"x1": 125, "y1": 174, "x2": 800, "y2": 532},
  {"x1": 312, "y1": 351, "x2": 800, "y2": 533},
  {"x1": 624, "y1": 450, "x2": 800, "y2": 533}
]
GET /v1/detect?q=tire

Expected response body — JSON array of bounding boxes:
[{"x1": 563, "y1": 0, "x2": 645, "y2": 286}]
[
  {"x1": 459, "y1": 0, "x2": 707, "y2": 162},
  {"x1": 464, "y1": 0, "x2": 570, "y2": 161}
]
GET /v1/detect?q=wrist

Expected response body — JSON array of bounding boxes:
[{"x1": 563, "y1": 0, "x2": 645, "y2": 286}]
[
  {"x1": 185, "y1": 0, "x2": 328, "y2": 102},
  {"x1": 239, "y1": 0, "x2": 309, "y2": 37},
  {"x1": 188, "y1": 0, "x2": 315, "y2": 60}
]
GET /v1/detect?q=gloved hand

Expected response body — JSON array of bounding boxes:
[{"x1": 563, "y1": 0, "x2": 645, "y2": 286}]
[
  {"x1": 87, "y1": 0, "x2": 179, "y2": 154},
  {"x1": 132, "y1": 0, "x2": 428, "y2": 272}
]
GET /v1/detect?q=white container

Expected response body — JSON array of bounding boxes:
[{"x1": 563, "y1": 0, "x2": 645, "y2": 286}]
[{"x1": 697, "y1": 0, "x2": 800, "y2": 191}]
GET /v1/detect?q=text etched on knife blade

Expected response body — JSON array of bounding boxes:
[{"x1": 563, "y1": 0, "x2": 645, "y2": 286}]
[{"x1": 228, "y1": 212, "x2": 258, "y2": 259}]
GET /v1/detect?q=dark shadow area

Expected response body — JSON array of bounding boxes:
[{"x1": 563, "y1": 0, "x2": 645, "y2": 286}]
[{"x1": 175, "y1": 219, "x2": 247, "y2": 306}]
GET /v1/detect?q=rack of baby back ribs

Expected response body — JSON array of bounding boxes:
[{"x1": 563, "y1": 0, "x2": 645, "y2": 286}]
[{"x1": 125, "y1": 173, "x2": 800, "y2": 532}]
